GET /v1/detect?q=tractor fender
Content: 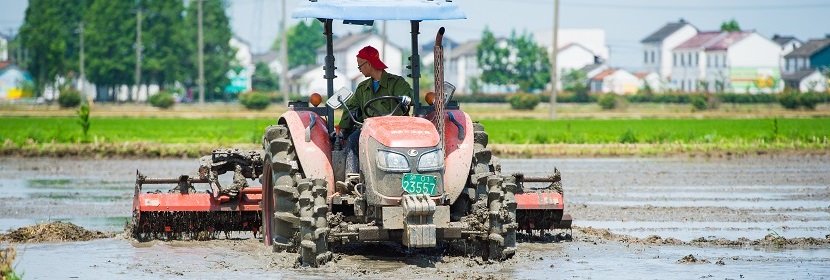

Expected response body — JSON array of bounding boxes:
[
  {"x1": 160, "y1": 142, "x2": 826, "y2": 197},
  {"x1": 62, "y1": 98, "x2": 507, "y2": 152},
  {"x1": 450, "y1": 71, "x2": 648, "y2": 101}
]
[
  {"x1": 426, "y1": 109, "x2": 474, "y2": 204},
  {"x1": 279, "y1": 111, "x2": 334, "y2": 196}
]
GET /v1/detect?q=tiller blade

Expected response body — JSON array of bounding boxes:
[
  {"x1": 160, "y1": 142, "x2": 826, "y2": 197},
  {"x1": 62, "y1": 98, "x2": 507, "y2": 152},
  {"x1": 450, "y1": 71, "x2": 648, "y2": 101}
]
[
  {"x1": 512, "y1": 169, "x2": 573, "y2": 233},
  {"x1": 130, "y1": 149, "x2": 264, "y2": 240}
]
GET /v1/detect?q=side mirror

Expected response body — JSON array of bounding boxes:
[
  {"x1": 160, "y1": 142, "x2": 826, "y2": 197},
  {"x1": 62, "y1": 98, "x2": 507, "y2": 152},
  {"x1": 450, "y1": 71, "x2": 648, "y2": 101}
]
[
  {"x1": 326, "y1": 87, "x2": 355, "y2": 109},
  {"x1": 442, "y1": 82, "x2": 456, "y2": 104}
]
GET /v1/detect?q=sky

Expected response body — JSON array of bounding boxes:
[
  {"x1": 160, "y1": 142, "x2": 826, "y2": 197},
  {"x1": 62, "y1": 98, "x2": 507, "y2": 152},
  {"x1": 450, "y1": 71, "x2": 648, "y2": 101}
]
[{"x1": 2, "y1": 0, "x2": 829, "y2": 71}]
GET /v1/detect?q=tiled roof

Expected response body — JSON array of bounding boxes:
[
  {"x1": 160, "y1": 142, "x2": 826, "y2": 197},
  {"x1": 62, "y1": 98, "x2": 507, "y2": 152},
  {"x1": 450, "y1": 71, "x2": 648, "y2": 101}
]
[
  {"x1": 316, "y1": 32, "x2": 374, "y2": 52},
  {"x1": 448, "y1": 40, "x2": 479, "y2": 59},
  {"x1": 421, "y1": 37, "x2": 459, "y2": 53},
  {"x1": 674, "y1": 31, "x2": 726, "y2": 50},
  {"x1": 705, "y1": 32, "x2": 751, "y2": 51},
  {"x1": 641, "y1": 21, "x2": 695, "y2": 43},
  {"x1": 772, "y1": 34, "x2": 800, "y2": 46},
  {"x1": 580, "y1": 63, "x2": 605, "y2": 74},
  {"x1": 784, "y1": 38, "x2": 830, "y2": 58},
  {"x1": 781, "y1": 69, "x2": 819, "y2": 82},
  {"x1": 253, "y1": 51, "x2": 279, "y2": 64},
  {"x1": 634, "y1": 71, "x2": 652, "y2": 79},
  {"x1": 591, "y1": 69, "x2": 617, "y2": 81}
]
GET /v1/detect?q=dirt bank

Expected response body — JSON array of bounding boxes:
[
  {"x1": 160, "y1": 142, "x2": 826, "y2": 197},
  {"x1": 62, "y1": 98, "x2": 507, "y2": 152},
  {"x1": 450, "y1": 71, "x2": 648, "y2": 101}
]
[{"x1": 0, "y1": 222, "x2": 112, "y2": 243}]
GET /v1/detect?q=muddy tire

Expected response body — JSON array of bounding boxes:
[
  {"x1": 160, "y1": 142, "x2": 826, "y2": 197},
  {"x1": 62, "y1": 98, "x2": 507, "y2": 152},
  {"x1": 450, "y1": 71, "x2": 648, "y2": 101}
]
[
  {"x1": 263, "y1": 125, "x2": 301, "y2": 252},
  {"x1": 485, "y1": 175, "x2": 517, "y2": 261},
  {"x1": 299, "y1": 179, "x2": 331, "y2": 267}
]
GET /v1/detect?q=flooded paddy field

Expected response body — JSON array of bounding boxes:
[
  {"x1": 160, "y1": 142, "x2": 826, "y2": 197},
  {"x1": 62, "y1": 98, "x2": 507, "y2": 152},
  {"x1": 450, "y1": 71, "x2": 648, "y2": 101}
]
[{"x1": 1, "y1": 155, "x2": 828, "y2": 279}]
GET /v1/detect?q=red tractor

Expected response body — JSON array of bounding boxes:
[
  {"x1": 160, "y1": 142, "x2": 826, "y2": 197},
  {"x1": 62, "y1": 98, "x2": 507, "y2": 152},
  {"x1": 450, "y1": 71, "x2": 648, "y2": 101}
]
[{"x1": 132, "y1": 0, "x2": 571, "y2": 267}]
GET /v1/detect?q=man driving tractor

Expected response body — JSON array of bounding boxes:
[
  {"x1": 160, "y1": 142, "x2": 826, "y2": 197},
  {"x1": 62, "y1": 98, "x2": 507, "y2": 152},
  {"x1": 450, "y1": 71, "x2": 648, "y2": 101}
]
[{"x1": 339, "y1": 45, "x2": 413, "y2": 175}]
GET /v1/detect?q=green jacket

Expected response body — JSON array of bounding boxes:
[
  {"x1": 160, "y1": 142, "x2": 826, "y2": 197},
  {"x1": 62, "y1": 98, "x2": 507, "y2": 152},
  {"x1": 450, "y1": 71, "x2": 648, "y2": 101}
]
[{"x1": 339, "y1": 71, "x2": 412, "y2": 134}]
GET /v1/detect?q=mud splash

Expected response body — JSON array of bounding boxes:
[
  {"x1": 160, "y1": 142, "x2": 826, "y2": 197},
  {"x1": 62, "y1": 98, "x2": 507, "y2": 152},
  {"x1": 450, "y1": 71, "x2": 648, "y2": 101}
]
[{"x1": 0, "y1": 221, "x2": 112, "y2": 243}]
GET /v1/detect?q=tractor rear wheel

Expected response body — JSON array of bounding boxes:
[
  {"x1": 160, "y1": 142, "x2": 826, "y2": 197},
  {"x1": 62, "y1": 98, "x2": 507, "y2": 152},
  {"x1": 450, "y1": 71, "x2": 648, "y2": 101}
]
[
  {"x1": 264, "y1": 125, "x2": 300, "y2": 252},
  {"x1": 457, "y1": 122, "x2": 516, "y2": 261},
  {"x1": 299, "y1": 178, "x2": 331, "y2": 267},
  {"x1": 485, "y1": 175, "x2": 517, "y2": 261}
]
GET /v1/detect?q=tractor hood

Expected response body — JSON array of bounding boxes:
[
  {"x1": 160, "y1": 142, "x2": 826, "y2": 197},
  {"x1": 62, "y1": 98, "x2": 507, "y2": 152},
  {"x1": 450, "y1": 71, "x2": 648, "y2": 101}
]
[
  {"x1": 292, "y1": 0, "x2": 466, "y2": 21},
  {"x1": 362, "y1": 117, "x2": 439, "y2": 148}
]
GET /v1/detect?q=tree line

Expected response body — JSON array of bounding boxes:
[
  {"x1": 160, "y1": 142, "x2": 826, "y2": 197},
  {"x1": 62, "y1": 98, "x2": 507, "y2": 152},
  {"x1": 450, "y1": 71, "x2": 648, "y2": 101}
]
[{"x1": 18, "y1": 0, "x2": 233, "y2": 101}]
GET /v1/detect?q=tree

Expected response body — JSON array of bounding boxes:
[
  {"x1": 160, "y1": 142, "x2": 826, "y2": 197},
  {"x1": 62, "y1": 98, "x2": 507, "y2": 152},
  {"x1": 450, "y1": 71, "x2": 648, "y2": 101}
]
[
  {"x1": 183, "y1": 0, "x2": 233, "y2": 101},
  {"x1": 508, "y1": 30, "x2": 550, "y2": 92},
  {"x1": 720, "y1": 18, "x2": 741, "y2": 32},
  {"x1": 141, "y1": 0, "x2": 187, "y2": 89},
  {"x1": 19, "y1": 0, "x2": 86, "y2": 97},
  {"x1": 84, "y1": 0, "x2": 137, "y2": 101},
  {"x1": 561, "y1": 69, "x2": 590, "y2": 102},
  {"x1": 277, "y1": 20, "x2": 325, "y2": 69},
  {"x1": 252, "y1": 62, "x2": 280, "y2": 92},
  {"x1": 477, "y1": 27, "x2": 510, "y2": 86}
]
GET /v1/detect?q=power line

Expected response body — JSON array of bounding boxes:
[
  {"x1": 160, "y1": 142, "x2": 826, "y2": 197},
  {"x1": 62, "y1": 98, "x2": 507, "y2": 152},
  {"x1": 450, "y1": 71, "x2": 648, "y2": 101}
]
[{"x1": 478, "y1": 0, "x2": 830, "y2": 10}]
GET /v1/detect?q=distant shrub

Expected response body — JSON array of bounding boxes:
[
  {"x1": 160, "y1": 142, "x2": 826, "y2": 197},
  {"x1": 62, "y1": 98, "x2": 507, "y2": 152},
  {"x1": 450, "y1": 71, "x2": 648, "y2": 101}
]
[
  {"x1": 148, "y1": 91, "x2": 175, "y2": 109},
  {"x1": 778, "y1": 92, "x2": 801, "y2": 110},
  {"x1": 506, "y1": 92, "x2": 540, "y2": 110},
  {"x1": 598, "y1": 94, "x2": 618, "y2": 110},
  {"x1": 691, "y1": 95, "x2": 708, "y2": 111},
  {"x1": 800, "y1": 92, "x2": 822, "y2": 110},
  {"x1": 57, "y1": 88, "x2": 82, "y2": 108},
  {"x1": 239, "y1": 91, "x2": 271, "y2": 110}
]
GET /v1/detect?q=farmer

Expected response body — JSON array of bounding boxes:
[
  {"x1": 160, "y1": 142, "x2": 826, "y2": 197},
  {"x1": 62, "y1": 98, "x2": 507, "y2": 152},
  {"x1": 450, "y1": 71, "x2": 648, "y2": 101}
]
[{"x1": 339, "y1": 45, "x2": 413, "y2": 175}]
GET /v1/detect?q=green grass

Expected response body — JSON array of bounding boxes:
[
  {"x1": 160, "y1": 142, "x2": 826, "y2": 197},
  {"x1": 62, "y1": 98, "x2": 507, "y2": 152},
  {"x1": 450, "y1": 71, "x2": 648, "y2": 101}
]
[
  {"x1": 1, "y1": 117, "x2": 829, "y2": 148},
  {"x1": 480, "y1": 118, "x2": 830, "y2": 145},
  {"x1": 0, "y1": 117, "x2": 274, "y2": 145}
]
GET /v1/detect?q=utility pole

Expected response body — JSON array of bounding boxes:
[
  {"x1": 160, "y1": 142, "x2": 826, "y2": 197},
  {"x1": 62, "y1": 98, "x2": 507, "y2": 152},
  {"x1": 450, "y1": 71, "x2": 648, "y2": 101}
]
[
  {"x1": 549, "y1": 0, "x2": 559, "y2": 120},
  {"x1": 134, "y1": 8, "x2": 142, "y2": 102},
  {"x1": 198, "y1": 0, "x2": 205, "y2": 104},
  {"x1": 382, "y1": 21, "x2": 387, "y2": 62},
  {"x1": 280, "y1": 0, "x2": 288, "y2": 106},
  {"x1": 79, "y1": 23, "x2": 85, "y2": 97}
]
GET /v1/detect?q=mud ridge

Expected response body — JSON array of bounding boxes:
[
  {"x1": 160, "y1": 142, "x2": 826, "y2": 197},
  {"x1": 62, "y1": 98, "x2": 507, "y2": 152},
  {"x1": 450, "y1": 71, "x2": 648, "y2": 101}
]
[
  {"x1": 575, "y1": 226, "x2": 830, "y2": 248},
  {"x1": 0, "y1": 222, "x2": 113, "y2": 243}
]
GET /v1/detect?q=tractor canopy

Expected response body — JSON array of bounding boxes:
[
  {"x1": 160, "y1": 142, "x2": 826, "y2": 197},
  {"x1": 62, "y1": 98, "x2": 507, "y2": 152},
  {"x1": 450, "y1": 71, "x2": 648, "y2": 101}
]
[{"x1": 292, "y1": 0, "x2": 466, "y2": 21}]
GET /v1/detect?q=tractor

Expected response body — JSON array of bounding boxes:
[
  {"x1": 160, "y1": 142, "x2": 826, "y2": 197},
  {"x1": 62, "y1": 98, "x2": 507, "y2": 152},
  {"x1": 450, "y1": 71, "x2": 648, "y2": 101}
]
[{"x1": 132, "y1": 0, "x2": 571, "y2": 267}]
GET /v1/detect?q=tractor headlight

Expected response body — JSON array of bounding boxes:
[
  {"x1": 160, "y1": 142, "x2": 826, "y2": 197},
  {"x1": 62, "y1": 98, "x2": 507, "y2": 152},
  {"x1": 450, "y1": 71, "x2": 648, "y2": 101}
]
[
  {"x1": 417, "y1": 149, "x2": 443, "y2": 172},
  {"x1": 376, "y1": 150, "x2": 410, "y2": 172}
]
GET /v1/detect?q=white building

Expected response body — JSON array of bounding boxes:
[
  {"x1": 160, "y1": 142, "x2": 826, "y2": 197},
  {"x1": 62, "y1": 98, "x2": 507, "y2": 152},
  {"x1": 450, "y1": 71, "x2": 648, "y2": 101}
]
[
  {"x1": 252, "y1": 51, "x2": 285, "y2": 78},
  {"x1": 589, "y1": 68, "x2": 639, "y2": 94},
  {"x1": 287, "y1": 64, "x2": 348, "y2": 96},
  {"x1": 228, "y1": 36, "x2": 255, "y2": 93},
  {"x1": 782, "y1": 70, "x2": 828, "y2": 92},
  {"x1": 704, "y1": 32, "x2": 781, "y2": 93},
  {"x1": 671, "y1": 31, "x2": 723, "y2": 92},
  {"x1": 444, "y1": 40, "x2": 479, "y2": 94},
  {"x1": 640, "y1": 20, "x2": 698, "y2": 80},
  {"x1": 772, "y1": 35, "x2": 803, "y2": 73},
  {"x1": 635, "y1": 71, "x2": 662, "y2": 93},
  {"x1": 536, "y1": 28, "x2": 609, "y2": 88},
  {"x1": 0, "y1": 34, "x2": 9, "y2": 62},
  {"x1": 316, "y1": 33, "x2": 403, "y2": 90}
]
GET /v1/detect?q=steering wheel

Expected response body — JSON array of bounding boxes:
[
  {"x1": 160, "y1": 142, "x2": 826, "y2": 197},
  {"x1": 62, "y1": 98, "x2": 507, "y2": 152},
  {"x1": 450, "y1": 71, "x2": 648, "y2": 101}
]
[{"x1": 362, "y1": 96, "x2": 410, "y2": 118}]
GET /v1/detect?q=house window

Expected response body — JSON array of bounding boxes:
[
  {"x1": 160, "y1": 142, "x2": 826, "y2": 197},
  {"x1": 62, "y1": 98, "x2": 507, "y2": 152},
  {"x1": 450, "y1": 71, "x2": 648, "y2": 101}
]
[
  {"x1": 680, "y1": 53, "x2": 685, "y2": 66},
  {"x1": 688, "y1": 53, "x2": 693, "y2": 66},
  {"x1": 673, "y1": 53, "x2": 677, "y2": 66},
  {"x1": 651, "y1": 51, "x2": 655, "y2": 63},
  {"x1": 644, "y1": 51, "x2": 648, "y2": 63},
  {"x1": 695, "y1": 53, "x2": 699, "y2": 66}
]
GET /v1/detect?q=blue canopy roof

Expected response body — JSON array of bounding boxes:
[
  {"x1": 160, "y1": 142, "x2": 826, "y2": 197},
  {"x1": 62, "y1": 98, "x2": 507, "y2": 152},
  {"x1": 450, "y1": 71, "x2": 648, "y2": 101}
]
[{"x1": 292, "y1": 0, "x2": 466, "y2": 21}]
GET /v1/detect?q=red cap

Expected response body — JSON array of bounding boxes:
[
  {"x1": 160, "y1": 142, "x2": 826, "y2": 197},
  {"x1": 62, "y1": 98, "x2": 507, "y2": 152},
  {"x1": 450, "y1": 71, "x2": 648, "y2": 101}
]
[{"x1": 356, "y1": 46, "x2": 388, "y2": 70}]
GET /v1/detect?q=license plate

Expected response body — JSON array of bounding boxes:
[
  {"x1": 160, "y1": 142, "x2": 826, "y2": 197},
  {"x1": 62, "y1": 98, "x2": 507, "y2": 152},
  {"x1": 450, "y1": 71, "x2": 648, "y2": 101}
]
[{"x1": 401, "y1": 173, "x2": 437, "y2": 195}]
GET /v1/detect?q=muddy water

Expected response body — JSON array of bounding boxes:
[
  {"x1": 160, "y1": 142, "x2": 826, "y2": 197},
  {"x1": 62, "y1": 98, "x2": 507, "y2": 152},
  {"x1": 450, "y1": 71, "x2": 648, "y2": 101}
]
[{"x1": 1, "y1": 156, "x2": 829, "y2": 279}]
